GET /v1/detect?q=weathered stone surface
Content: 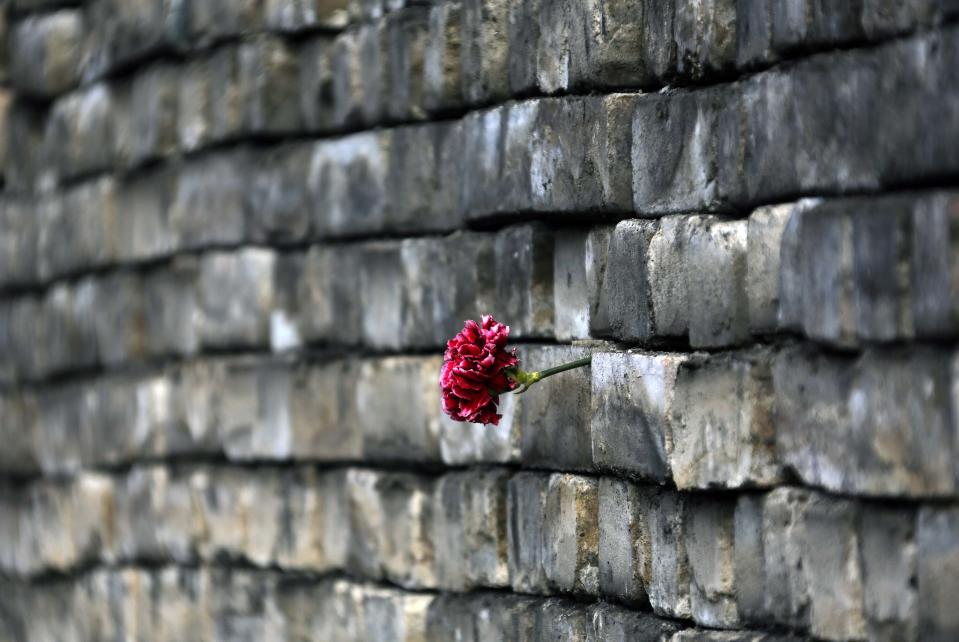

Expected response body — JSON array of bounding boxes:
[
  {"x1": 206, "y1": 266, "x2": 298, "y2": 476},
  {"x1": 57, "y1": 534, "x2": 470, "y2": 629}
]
[
  {"x1": 917, "y1": 506, "x2": 959, "y2": 641},
  {"x1": 746, "y1": 203, "x2": 796, "y2": 333},
  {"x1": 685, "y1": 495, "x2": 739, "y2": 628},
  {"x1": 860, "y1": 505, "x2": 918, "y2": 642},
  {"x1": 433, "y1": 469, "x2": 510, "y2": 590},
  {"x1": 493, "y1": 223, "x2": 554, "y2": 338},
  {"x1": 637, "y1": 486, "x2": 691, "y2": 620},
  {"x1": 239, "y1": 37, "x2": 303, "y2": 134},
  {"x1": 197, "y1": 249, "x2": 277, "y2": 349},
  {"x1": 758, "y1": 487, "x2": 810, "y2": 629},
  {"x1": 264, "y1": 0, "x2": 350, "y2": 31},
  {"x1": 355, "y1": 355, "x2": 444, "y2": 462},
  {"x1": 633, "y1": 88, "x2": 730, "y2": 214},
  {"x1": 600, "y1": 219, "x2": 656, "y2": 342},
  {"x1": 514, "y1": 344, "x2": 593, "y2": 471},
  {"x1": 686, "y1": 217, "x2": 750, "y2": 348},
  {"x1": 673, "y1": 0, "x2": 737, "y2": 80},
  {"x1": 670, "y1": 348, "x2": 781, "y2": 489},
  {"x1": 774, "y1": 345, "x2": 957, "y2": 498},
  {"x1": 385, "y1": 7, "x2": 430, "y2": 121},
  {"x1": 590, "y1": 602, "x2": 681, "y2": 640},
  {"x1": 309, "y1": 130, "x2": 390, "y2": 236},
  {"x1": 45, "y1": 84, "x2": 116, "y2": 181},
  {"x1": 296, "y1": 244, "x2": 363, "y2": 345},
  {"x1": 298, "y1": 36, "x2": 336, "y2": 132},
  {"x1": 591, "y1": 350, "x2": 687, "y2": 481},
  {"x1": 597, "y1": 477, "x2": 650, "y2": 607},
  {"x1": 288, "y1": 361, "x2": 360, "y2": 461},
  {"x1": 461, "y1": 0, "x2": 510, "y2": 105},
  {"x1": 542, "y1": 474, "x2": 599, "y2": 595},
  {"x1": 9, "y1": 11, "x2": 84, "y2": 98},
  {"x1": 346, "y1": 469, "x2": 436, "y2": 588},
  {"x1": 424, "y1": 1, "x2": 463, "y2": 112},
  {"x1": 507, "y1": 472, "x2": 550, "y2": 593},
  {"x1": 126, "y1": 63, "x2": 180, "y2": 166},
  {"x1": 553, "y1": 229, "x2": 591, "y2": 340}
]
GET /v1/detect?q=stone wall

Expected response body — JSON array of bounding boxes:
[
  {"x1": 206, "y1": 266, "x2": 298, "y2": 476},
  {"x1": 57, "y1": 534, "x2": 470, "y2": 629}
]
[{"x1": 1, "y1": 0, "x2": 958, "y2": 640}]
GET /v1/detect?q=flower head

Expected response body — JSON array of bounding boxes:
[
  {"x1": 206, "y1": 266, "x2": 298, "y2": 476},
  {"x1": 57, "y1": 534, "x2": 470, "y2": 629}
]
[{"x1": 440, "y1": 315, "x2": 518, "y2": 425}]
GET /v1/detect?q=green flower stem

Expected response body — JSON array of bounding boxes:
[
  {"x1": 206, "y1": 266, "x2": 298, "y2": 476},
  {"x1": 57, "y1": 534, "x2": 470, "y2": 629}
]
[
  {"x1": 532, "y1": 355, "x2": 593, "y2": 381},
  {"x1": 507, "y1": 355, "x2": 592, "y2": 393}
]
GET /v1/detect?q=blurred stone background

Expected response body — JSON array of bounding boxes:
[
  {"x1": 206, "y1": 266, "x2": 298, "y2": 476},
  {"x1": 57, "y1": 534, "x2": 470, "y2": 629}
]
[{"x1": 0, "y1": 0, "x2": 958, "y2": 640}]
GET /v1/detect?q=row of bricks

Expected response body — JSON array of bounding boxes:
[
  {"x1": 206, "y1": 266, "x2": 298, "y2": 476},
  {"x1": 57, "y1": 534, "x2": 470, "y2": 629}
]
[
  {"x1": 1, "y1": 340, "x2": 957, "y2": 499},
  {"x1": 3, "y1": 20, "x2": 958, "y2": 206},
  {"x1": 7, "y1": 0, "x2": 957, "y2": 105},
  {"x1": 2, "y1": 188, "x2": 957, "y2": 380},
  {"x1": 4, "y1": 0, "x2": 443, "y2": 98},
  {"x1": 0, "y1": 566, "x2": 803, "y2": 642},
  {"x1": 0, "y1": 464, "x2": 956, "y2": 640}
]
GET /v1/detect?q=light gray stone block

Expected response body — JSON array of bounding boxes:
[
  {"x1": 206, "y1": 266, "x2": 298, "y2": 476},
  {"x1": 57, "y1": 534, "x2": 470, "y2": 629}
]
[
  {"x1": 918, "y1": 506, "x2": 959, "y2": 641},
  {"x1": 591, "y1": 350, "x2": 687, "y2": 481},
  {"x1": 425, "y1": 1, "x2": 464, "y2": 112},
  {"x1": 598, "y1": 477, "x2": 650, "y2": 607},
  {"x1": 670, "y1": 349, "x2": 781, "y2": 489}
]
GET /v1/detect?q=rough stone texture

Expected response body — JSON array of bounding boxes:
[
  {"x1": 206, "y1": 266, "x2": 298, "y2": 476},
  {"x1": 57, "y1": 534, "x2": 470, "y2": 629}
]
[{"x1": 1, "y1": 3, "x2": 957, "y2": 640}]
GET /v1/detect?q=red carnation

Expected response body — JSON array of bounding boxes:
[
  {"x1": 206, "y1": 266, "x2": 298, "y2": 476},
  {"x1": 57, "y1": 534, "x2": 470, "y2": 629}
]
[{"x1": 440, "y1": 315, "x2": 518, "y2": 425}]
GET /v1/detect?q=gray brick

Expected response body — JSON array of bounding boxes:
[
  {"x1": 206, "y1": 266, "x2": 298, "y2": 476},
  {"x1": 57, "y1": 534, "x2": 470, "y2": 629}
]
[
  {"x1": 9, "y1": 11, "x2": 84, "y2": 98},
  {"x1": 424, "y1": 1, "x2": 464, "y2": 112},
  {"x1": 515, "y1": 344, "x2": 593, "y2": 471},
  {"x1": 112, "y1": 168, "x2": 176, "y2": 263},
  {"x1": 197, "y1": 249, "x2": 277, "y2": 349},
  {"x1": 673, "y1": 0, "x2": 737, "y2": 80},
  {"x1": 170, "y1": 153, "x2": 249, "y2": 249},
  {"x1": 601, "y1": 219, "x2": 656, "y2": 342},
  {"x1": 45, "y1": 84, "x2": 116, "y2": 182},
  {"x1": 217, "y1": 359, "x2": 294, "y2": 461},
  {"x1": 461, "y1": 0, "x2": 510, "y2": 105},
  {"x1": 746, "y1": 204, "x2": 793, "y2": 333},
  {"x1": 759, "y1": 487, "x2": 810, "y2": 629},
  {"x1": 274, "y1": 469, "x2": 350, "y2": 571},
  {"x1": 177, "y1": 59, "x2": 216, "y2": 152},
  {"x1": 309, "y1": 131, "x2": 390, "y2": 236},
  {"x1": 553, "y1": 229, "x2": 591, "y2": 340},
  {"x1": 127, "y1": 63, "x2": 180, "y2": 166},
  {"x1": 84, "y1": 0, "x2": 190, "y2": 78},
  {"x1": 534, "y1": 0, "x2": 571, "y2": 94},
  {"x1": 860, "y1": 505, "x2": 918, "y2": 642},
  {"x1": 298, "y1": 36, "x2": 336, "y2": 132},
  {"x1": 543, "y1": 474, "x2": 599, "y2": 595},
  {"x1": 264, "y1": 0, "x2": 350, "y2": 31},
  {"x1": 507, "y1": 471, "x2": 550, "y2": 593},
  {"x1": 685, "y1": 495, "x2": 739, "y2": 628},
  {"x1": 0, "y1": 393, "x2": 39, "y2": 475},
  {"x1": 586, "y1": 225, "x2": 615, "y2": 337},
  {"x1": 686, "y1": 217, "x2": 750, "y2": 348},
  {"x1": 774, "y1": 345, "x2": 957, "y2": 498},
  {"x1": 535, "y1": 599, "x2": 592, "y2": 641},
  {"x1": 918, "y1": 506, "x2": 959, "y2": 641},
  {"x1": 590, "y1": 602, "x2": 681, "y2": 640},
  {"x1": 598, "y1": 477, "x2": 650, "y2": 607},
  {"x1": 799, "y1": 494, "x2": 867, "y2": 641},
  {"x1": 0, "y1": 197, "x2": 37, "y2": 288},
  {"x1": 591, "y1": 350, "x2": 686, "y2": 481},
  {"x1": 493, "y1": 223, "x2": 554, "y2": 338},
  {"x1": 638, "y1": 486, "x2": 691, "y2": 620},
  {"x1": 355, "y1": 356, "x2": 443, "y2": 462},
  {"x1": 248, "y1": 144, "x2": 314, "y2": 243},
  {"x1": 385, "y1": 8, "x2": 430, "y2": 121},
  {"x1": 733, "y1": 494, "x2": 765, "y2": 623},
  {"x1": 239, "y1": 37, "x2": 303, "y2": 134},
  {"x1": 633, "y1": 88, "x2": 729, "y2": 214},
  {"x1": 670, "y1": 349, "x2": 781, "y2": 490},
  {"x1": 289, "y1": 360, "x2": 362, "y2": 460},
  {"x1": 646, "y1": 215, "x2": 692, "y2": 339},
  {"x1": 207, "y1": 46, "x2": 246, "y2": 142},
  {"x1": 195, "y1": 468, "x2": 285, "y2": 566},
  {"x1": 296, "y1": 245, "x2": 363, "y2": 346},
  {"x1": 93, "y1": 272, "x2": 147, "y2": 368},
  {"x1": 43, "y1": 281, "x2": 99, "y2": 375},
  {"x1": 568, "y1": 0, "x2": 647, "y2": 89},
  {"x1": 911, "y1": 192, "x2": 959, "y2": 338}
]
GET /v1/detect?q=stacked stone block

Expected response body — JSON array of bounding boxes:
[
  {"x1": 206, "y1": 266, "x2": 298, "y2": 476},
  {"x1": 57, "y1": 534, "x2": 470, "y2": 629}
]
[{"x1": 0, "y1": 0, "x2": 958, "y2": 640}]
